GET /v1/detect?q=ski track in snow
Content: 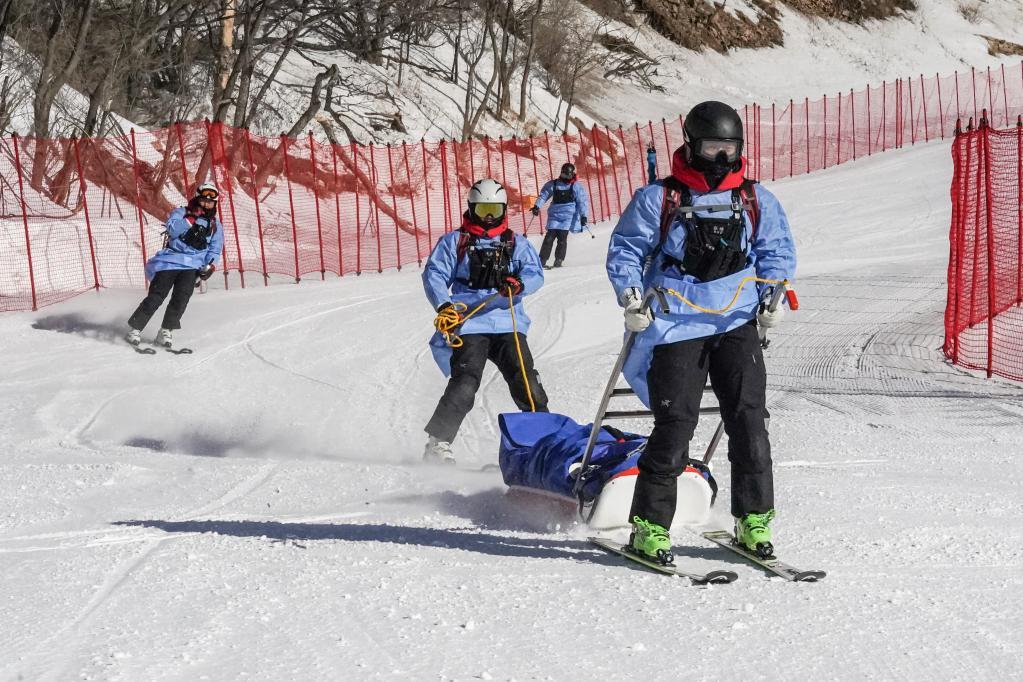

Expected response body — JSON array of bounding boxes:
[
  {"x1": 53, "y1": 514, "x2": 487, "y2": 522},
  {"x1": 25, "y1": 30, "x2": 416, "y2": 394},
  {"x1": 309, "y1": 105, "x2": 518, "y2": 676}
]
[{"x1": 3, "y1": 142, "x2": 1023, "y2": 678}]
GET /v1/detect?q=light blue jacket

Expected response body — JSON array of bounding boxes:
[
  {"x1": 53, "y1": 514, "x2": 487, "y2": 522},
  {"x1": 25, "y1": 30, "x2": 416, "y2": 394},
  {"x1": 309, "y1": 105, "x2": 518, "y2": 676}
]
[
  {"x1": 145, "y1": 207, "x2": 225, "y2": 280},
  {"x1": 606, "y1": 180, "x2": 797, "y2": 406},
  {"x1": 423, "y1": 227, "x2": 545, "y2": 375},
  {"x1": 534, "y1": 179, "x2": 589, "y2": 232}
]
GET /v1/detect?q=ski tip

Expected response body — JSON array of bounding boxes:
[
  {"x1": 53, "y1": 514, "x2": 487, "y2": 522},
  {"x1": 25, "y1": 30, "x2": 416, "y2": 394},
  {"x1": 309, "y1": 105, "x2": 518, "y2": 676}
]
[
  {"x1": 793, "y1": 570, "x2": 827, "y2": 582},
  {"x1": 694, "y1": 570, "x2": 739, "y2": 584}
]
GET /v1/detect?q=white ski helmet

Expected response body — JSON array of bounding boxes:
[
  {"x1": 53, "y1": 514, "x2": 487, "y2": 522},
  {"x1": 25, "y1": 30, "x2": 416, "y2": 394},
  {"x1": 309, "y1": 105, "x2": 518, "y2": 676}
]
[
  {"x1": 195, "y1": 181, "x2": 219, "y2": 200},
  {"x1": 466, "y1": 178, "x2": 507, "y2": 226}
]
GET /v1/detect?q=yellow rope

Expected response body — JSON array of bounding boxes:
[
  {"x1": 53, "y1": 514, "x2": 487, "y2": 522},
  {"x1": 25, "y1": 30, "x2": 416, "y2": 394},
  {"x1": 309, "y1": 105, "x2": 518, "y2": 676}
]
[
  {"x1": 506, "y1": 285, "x2": 537, "y2": 412},
  {"x1": 663, "y1": 277, "x2": 790, "y2": 315},
  {"x1": 434, "y1": 297, "x2": 492, "y2": 348}
]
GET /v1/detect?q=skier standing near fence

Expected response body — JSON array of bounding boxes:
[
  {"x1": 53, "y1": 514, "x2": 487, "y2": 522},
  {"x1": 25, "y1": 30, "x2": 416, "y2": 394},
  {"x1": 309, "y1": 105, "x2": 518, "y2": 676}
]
[
  {"x1": 606, "y1": 101, "x2": 797, "y2": 564},
  {"x1": 647, "y1": 142, "x2": 657, "y2": 184},
  {"x1": 421, "y1": 178, "x2": 550, "y2": 465},
  {"x1": 125, "y1": 182, "x2": 223, "y2": 350},
  {"x1": 530, "y1": 163, "x2": 589, "y2": 269}
]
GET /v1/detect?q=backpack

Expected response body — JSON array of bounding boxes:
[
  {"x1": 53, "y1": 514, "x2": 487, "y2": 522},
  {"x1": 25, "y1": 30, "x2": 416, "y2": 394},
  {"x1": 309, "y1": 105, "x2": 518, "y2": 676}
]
[{"x1": 455, "y1": 228, "x2": 517, "y2": 290}]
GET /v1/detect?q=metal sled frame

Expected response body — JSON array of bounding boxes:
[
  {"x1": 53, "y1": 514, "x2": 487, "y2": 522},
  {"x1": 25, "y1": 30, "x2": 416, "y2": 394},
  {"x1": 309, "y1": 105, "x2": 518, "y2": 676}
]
[{"x1": 571, "y1": 284, "x2": 789, "y2": 519}]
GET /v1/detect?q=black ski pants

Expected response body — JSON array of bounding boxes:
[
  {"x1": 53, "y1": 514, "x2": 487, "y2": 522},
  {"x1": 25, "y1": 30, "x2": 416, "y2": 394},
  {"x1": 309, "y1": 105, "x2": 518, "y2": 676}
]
[
  {"x1": 630, "y1": 321, "x2": 772, "y2": 527},
  {"x1": 539, "y1": 229, "x2": 569, "y2": 266},
  {"x1": 128, "y1": 269, "x2": 197, "y2": 332},
  {"x1": 426, "y1": 332, "x2": 549, "y2": 443}
]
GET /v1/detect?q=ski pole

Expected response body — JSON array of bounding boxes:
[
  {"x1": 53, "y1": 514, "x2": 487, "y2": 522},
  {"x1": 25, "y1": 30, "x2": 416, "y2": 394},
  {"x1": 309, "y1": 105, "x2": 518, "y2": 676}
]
[
  {"x1": 573, "y1": 287, "x2": 670, "y2": 500},
  {"x1": 584, "y1": 225, "x2": 596, "y2": 240}
]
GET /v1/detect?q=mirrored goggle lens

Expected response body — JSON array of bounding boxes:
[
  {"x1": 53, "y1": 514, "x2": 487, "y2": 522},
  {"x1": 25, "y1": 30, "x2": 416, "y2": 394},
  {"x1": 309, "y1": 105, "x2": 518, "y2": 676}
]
[
  {"x1": 199, "y1": 189, "x2": 219, "y2": 200},
  {"x1": 696, "y1": 139, "x2": 740, "y2": 162},
  {"x1": 472, "y1": 202, "x2": 505, "y2": 219}
]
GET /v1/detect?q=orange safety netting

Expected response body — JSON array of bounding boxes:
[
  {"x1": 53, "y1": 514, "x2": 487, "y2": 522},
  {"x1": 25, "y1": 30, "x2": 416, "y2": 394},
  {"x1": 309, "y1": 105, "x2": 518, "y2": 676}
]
[
  {"x1": 944, "y1": 115, "x2": 1023, "y2": 382},
  {"x1": 2, "y1": 62, "x2": 1023, "y2": 313}
]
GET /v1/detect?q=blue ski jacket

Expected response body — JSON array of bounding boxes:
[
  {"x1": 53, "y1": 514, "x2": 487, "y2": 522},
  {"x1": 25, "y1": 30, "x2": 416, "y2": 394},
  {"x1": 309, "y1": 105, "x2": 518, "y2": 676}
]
[
  {"x1": 533, "y1": 179, "x2": 589, "y2": 232},
  {"x1": 606, "y1": 159, "x2": 796, "y2": 407},
  {"x1": 423, "y1": 225, "x2": 545, "y2": 375},
  {"x1": 145, "y1": 207, "x2": 225, "y2": 280}
]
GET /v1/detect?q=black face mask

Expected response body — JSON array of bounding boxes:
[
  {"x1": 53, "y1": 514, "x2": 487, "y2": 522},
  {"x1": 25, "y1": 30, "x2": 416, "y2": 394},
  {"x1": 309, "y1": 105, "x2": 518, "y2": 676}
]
[{"x1": 691, "y1": 149, "x2": 736, "y2": 189}]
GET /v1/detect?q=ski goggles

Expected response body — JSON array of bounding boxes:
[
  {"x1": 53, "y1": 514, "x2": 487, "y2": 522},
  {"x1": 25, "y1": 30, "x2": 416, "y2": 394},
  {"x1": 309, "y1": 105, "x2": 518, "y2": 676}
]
[
  {"x1": 198, "y1": 188, "x2": 219, "y2": 201},
  {"x1": 693, "y1": 138, "x2": 742, "y2": 163},
  {"x1": 471, "y1": 202, "x2": 505, "y2": 220}
]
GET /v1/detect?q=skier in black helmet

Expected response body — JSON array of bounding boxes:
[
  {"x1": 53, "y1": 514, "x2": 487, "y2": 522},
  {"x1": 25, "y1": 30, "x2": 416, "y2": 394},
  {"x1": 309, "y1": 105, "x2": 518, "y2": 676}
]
[
  {"x1": 606, "y1": 100, "x2": 797, "y2": 563},
  {"x1": 530, "y1": 162, "x2": 590, "y2": 269}
]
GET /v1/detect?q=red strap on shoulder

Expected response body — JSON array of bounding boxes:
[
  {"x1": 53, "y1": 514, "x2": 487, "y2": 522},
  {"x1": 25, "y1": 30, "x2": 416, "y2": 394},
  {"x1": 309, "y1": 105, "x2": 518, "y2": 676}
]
[{"x1": 739, "y1": 179, "x2": 760, "y2": 240}]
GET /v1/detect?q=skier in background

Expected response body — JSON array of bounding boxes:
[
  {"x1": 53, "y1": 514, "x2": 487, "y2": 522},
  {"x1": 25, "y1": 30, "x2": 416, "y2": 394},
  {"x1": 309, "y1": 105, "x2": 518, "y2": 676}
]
[
  {"x1": 530, "y1": 162, "x2": 589, "y2": 269},
  {"x1": 647, "y1": 142, "x2": 657, "y2": 184},
  {"x1": 606, "y1": 101, "x2": 797, "y2": 564},
  {"x1": 421, "y1": 178, "x2": 549, "y2": 465},
  {"x1": 125, "y1": 182, "x2": 223, "y2": 349}
]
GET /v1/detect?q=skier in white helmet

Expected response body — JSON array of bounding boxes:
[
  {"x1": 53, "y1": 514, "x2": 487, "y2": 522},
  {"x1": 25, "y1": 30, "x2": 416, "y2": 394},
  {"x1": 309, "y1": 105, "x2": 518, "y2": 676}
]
[
  {"x1": 125, "y1": 181, "x2": 223, "y2": 350},
  {"x1": 420, "y1": 178, "x2": 549, "y2": 464}
]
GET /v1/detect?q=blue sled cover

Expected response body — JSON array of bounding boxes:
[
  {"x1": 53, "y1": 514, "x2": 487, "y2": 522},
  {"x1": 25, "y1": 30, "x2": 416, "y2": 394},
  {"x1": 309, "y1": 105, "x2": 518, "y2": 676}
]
[{"x1": 498, "y1": 412, "x2": 646, "y2": 502}]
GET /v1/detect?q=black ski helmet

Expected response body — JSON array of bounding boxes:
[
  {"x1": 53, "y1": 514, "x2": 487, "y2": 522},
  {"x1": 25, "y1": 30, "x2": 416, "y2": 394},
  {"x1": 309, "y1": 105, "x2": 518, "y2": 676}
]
[
  {"x1": 683, "y1": 101, "x2": 744, "y2": 186},
  {"x1": 560, "y1": 162, "x2": 576, "y2": 180}
]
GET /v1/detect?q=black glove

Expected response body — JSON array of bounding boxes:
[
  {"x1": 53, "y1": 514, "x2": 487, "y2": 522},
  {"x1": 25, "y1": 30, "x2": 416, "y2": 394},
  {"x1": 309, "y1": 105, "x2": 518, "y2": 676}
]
[
  {"x1": 501, "y1": 274, "x2": 523, "y2": 297},
  {"x1": 580, "y1": 216, "x2": 588, "y2": 227},
  {"x1": 182, "y1": 219, "x2": 211, "y2": 249},
  {"x1": 198, "y1": 263, "x2": 216, "y2": 281},
  {"x1": 436, "y1": 301, "x2": 453, "y2": 313},
  {"x1": 530, "y1": 206, "x2": 540, "y2": 217}
]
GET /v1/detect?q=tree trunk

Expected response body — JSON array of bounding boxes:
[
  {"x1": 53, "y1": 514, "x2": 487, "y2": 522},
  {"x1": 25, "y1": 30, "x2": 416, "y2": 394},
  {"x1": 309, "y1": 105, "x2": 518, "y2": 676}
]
[{"x1": 518, "y1": 0, "x2": 541, "y2": 122}]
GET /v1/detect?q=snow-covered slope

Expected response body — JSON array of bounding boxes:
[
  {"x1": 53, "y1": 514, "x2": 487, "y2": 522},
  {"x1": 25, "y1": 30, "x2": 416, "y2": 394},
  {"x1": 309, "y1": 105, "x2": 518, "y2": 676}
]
[{"x1": 2, "y1": 135, "x2": 1022, "y2": 678}]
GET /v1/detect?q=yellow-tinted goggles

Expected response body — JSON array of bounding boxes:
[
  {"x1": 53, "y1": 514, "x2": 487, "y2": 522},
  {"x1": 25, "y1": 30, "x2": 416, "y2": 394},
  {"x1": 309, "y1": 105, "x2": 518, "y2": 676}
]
[
  {"x1": 472, "y1": 202, "x2": 505, "y2": 219},
  {"x1": 199, "y1": 189, "x2": 219, "y2": 201}
]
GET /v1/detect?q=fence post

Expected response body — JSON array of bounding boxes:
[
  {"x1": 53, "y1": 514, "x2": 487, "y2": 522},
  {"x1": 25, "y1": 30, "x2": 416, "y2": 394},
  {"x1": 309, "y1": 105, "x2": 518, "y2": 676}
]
[
  {"x1": 971, "y1": 66, "x2": 978, "y2": 121},
  {"x1": 823, "y1": 95, "x2": 828, "y2": 168},
  {"x1": 401, "y1": 141, "x2": 422, "y2": 265},
  {"x1": 771, "y1": 102, "x2": 776, "y2": 181},
  {"x1": 850, "y1": 89, "x2": 857, "y2": 160},
  {"x1": 243, "y1": 129, "x2": 269, "y2": 285},
  {"x1": 543, "y1": 130, "x2": 554, "y2": 181},
  {"x1": 420, "y1": 140, "x2": 434, "y2": 249},
  {"x1": 634, "y1": 123, "x2": 645, "y2": 182},
  {"x1": 924, "y1": 74, "x2": 932, "y2": 143},
  {"x1": 329, "y1": 141, "x2": 344, "y2": 276},
  {"x1": 280, "y1": 134, "x2": 301, "y2": 282},
  {"x1": 908, "y1": 76, "x2": 916, "y2": 145},
  {"x1": 385, "y1": 144, "x2": 402, "y2": 271},
  {"x1": 987, "y1": 66, "x2": 994, "y2": 126},
  {"x1": 484, "y1": 136, "x2": 493, "y2": 177},
  {"x1": 451, "y1": 140, "x2": 464, "y2": 226},
  {"x1": 369, "y1": 144, "x2": 384, "y2": 273},
  {"x1": 867, "y1": 86, "x2": 873, "y2": 156},
  {"x1": 72, "y1": 138, "x2": 100, "y2": 291},
  {"x1": 592, "y1": 125, "x2": 612, "y2": 220},
  {"x1": 352, "y1": 142, "x2": 363, "y2": 274},
  {"x1": 309, "y1": 132, "x2": 326, "y2": 279},
  {"x1": 468, "y1": 136, "x2": 477, "y2": 179},
  {"x1": 11, "y1": 135, "x2": 38, "y2": 310},
  {"x1": 981, "y1": 113, "x2": 994, "y2": 377},
  {"x1": 660, "y1": 116, "x2": 671, "y2": 161},
  {"x1": 804, "y1": 96, "x2": 810, "y2": 174},
  {"x1": 604, "y1": 125, "x2": 623, "y2": 216},
  {"x1": 837, "y1": 92, "x2": 843, "y2": 165},
  {"x1": 581, "y1": 129, "x2": 602, "y2": 222},
  {"x1": 528, "y1": 134, "x2": 544, "y2": 234},
  {"x1": 882, "y1": 81, "x2": 887, "y2": 152},
  {"x1": 512, "y1": 137, "x2": 527, "y2": 234},
  {"x1": 214, "y1": 123, "x2": 245, "y2": 289},
  {"x1": 789, "y1": 99, "x2": 794, "y2": 176},
  {"x1": 1001, "y1": 63, "x2": 1009, "y2": 127},
  {"x1": 203, "y1": 119, "x2": 230, "y2": 289},
  {"x1": 955, "y1": 70, "x2": 961, "y2": 120},
  {"x1": 937, "y1": 73, "x2": 945, "y2": 140},
  {"x1": 618, "y1": 125, "x2": 634, "y2": 196},
  {"x1": 129, "y1": 129, "x2": 150, "y2": 280}
]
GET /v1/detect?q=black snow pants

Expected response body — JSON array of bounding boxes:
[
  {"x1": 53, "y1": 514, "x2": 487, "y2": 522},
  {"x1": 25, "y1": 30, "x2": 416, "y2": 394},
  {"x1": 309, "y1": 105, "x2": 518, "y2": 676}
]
[
  {"x1": 426, "y1": 332, "x2": 549, "y2": 443},
  {"x1": 630, "y1": 321, "x2": 773, "y2": 528},
  {"x1": 539, "y1": 229, "x2": 569, "y2": 266},
  {"x1": 128, "y1": 269, "x2": 198, "y2": 331}
]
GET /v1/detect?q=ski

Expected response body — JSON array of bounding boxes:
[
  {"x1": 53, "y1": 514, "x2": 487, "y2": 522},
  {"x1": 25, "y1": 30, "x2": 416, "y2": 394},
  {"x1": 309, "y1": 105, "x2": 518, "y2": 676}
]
[
  {"x1": 590, "y1": 536, "x2": 738, "y2": 584},
  {"x1": 165, "y1": 346, "x2": 193, "y2": 355},
  {"x1": 701, "y1": 530, "x2": 826, "y2": 582},
  {"x1": 127, "y1": 339, "x2": 156, "y2": 354}
]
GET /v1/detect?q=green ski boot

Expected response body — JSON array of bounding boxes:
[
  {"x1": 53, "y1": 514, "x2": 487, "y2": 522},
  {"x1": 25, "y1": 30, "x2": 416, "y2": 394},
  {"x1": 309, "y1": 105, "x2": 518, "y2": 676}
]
[
  {"x1": 735, "y1": 510, "x2": 776, "y2": 558},
  {"x1": 628, "y1": 516, "x2": 674, "y2": 565}
]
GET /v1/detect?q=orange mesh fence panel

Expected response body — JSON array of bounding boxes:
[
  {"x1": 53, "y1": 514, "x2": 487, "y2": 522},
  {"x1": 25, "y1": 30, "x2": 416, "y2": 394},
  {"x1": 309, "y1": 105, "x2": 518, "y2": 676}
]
[
  {"x1": 3, "y1": 62, "x2": 1023, "y2": 311},
  {"x1": 944, "y1": 117, "x2": 1023, "y2": 382}
]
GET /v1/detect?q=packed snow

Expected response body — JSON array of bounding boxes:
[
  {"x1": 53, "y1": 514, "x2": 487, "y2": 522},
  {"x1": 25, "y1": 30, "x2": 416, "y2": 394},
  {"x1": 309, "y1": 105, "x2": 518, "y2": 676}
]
[{"x1": 3, "y1": 128, "x2": 1023, "y2": 679}]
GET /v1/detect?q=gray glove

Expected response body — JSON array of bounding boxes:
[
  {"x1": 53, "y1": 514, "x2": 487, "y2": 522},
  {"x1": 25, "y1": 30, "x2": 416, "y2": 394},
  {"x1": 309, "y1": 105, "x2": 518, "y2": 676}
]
[{"x1": 620, "y1": 287, "x2": 652, "y2": 332}]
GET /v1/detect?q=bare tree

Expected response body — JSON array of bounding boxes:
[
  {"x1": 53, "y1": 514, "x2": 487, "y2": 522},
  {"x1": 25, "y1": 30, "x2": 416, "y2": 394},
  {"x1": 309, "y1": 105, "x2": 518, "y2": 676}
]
[{"x1": 517, "y1": 0, "x2": 541, "y2": 122}]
